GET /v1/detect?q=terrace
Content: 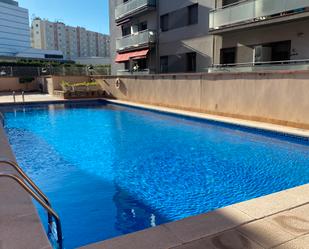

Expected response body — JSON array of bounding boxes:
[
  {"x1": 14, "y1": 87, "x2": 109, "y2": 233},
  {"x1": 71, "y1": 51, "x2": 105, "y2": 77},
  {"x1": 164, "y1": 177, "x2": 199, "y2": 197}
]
[{"x1": 0, "y1": 68, "x2": 309, "y2": 249}]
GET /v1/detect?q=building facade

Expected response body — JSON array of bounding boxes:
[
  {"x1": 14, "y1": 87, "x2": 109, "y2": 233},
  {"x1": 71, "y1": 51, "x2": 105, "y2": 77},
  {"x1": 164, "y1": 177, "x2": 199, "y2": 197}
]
[
  {"x1": 110, "y1": 0, "x2": 309, "y2": 75},
  {"x1": 31, "y1": 18, "x2": 111, "y2": 60},
  {"x1": 0, "y1": 0, "x2": 30, "y2": 56},
  {"x1": 109, "y1": 0, "x2": 215, "y2": 75},
  {"x1": 0, "y1": 0, "x2": 63, "y2": 59}
]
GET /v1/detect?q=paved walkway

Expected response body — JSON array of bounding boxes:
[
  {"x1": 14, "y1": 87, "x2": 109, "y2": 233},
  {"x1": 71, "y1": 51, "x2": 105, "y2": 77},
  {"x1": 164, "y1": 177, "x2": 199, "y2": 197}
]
[{"x1": 0, "y1": 93, "x2": 62, "y2": 103}]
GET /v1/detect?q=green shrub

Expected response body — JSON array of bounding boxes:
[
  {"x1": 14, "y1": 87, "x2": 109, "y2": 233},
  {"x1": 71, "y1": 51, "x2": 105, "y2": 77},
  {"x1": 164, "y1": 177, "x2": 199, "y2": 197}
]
[{"x1": 60, "y1": 80, "x2": 98, "y2": 88}]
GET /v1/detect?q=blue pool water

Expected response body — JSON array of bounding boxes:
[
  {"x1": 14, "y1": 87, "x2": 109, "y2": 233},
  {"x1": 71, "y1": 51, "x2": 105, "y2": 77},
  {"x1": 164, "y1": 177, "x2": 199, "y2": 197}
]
[{"x1": 2, "y1": 101, "x2": 309, "y2": 248}]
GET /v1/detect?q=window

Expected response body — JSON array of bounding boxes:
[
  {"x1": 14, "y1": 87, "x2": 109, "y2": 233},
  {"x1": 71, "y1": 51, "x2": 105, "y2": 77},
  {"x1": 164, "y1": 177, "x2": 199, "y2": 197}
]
[
  {"x1": 161, "y1": 4, "x2": 198, "y2": 32},
  {"x1": 270, "y1": 41, "x2": 291, "y2": 61},
  {"x1": 160, "y1": 56, "x2": 169, "y2": 73},
  {"x1": 220, "y1": 47, "x2": 236, "y2": 64},
  {"x1": 138, "y1": 21, "x2": 148, "y2": 32},
  {"x1": 222, "y1": 0, "x2": 240, "y2": 7},
  {"x1": 186, "y1": 52, "x2": 196, "y2": 72},
  {"x1": 36, "y1": 24, "x2": 39, "y2": 27},
  {"x1": 188, "y1": 4, "x2": 198, "y2": 25},
  {"x1": 122, "y1": 26, "x2": 131, "y2": 36},
  {"x1": 160, "y1": 14, "x2": 169, "y2": 32}
]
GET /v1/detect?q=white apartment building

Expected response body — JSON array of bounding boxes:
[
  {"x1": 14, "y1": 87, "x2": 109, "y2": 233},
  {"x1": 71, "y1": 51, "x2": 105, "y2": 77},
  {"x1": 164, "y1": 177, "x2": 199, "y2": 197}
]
[
  {"x1": 0, "y1": 0, "x2": 62, "y2": 59},
  {"x1": 0, "y1": 0, "x2": 29, "y2": 56},
  {"x1": 31, "y1": 18, "x2": 110, "y2": 60}
]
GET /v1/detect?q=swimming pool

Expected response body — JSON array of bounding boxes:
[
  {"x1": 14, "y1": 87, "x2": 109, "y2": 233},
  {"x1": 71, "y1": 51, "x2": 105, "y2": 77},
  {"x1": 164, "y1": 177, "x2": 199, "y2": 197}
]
[{"x1": 2, "y1": 100, "x2": 309, "y2": 249}]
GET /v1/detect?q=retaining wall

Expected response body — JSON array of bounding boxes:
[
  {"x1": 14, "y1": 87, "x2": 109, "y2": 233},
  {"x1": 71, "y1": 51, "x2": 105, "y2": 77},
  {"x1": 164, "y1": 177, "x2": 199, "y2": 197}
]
[
  {"x1": 95, "y1": 71, "x2": 309, "y2": 129},
  {"x1": 0, "y1": 77, "x2": 39, "y2": 92}
]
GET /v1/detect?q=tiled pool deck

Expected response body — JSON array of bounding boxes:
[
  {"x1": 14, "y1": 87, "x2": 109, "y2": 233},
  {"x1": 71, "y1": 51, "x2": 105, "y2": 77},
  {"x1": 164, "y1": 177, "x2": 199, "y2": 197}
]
[
  {"x1": 0, "y1": 93, "x2": 62, "y2": 103},
  {"x1": 0, "y1": 97, "x2": 309, "y2": 249}
]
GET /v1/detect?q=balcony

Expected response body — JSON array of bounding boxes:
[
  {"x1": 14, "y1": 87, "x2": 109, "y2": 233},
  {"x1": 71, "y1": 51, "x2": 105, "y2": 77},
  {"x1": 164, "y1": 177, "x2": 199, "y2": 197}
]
[
  {"x1": 116, "y1": 30, "x2": 156, "y2": 52},
  {"x1": 115, "y1": 0, "x2": 156, "y2": 22},
  {"x1": 209, "y1": 0, "x2": 309, "y2": 32}
]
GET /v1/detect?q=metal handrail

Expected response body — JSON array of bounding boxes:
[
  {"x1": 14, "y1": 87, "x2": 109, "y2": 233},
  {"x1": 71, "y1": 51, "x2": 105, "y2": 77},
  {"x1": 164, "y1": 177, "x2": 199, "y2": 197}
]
[
  {"x1": 0, "y1": 158, "x2": 52, "y2": 223},
  {"x1": 0, "y1": 173, "x2": 63, "y2": 249},
  {"x1": 212, "y1": 59, "x2": 309, "y2": 68},
  {"x1": 0, "y1": 112, "x2": 4, "y2": 127}
]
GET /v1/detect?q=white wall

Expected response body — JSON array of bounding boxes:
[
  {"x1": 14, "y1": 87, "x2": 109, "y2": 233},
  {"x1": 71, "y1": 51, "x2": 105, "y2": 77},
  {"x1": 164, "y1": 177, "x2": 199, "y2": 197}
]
[{"x1": 0, "y1": 1, "x2": 30, "y2": 56}]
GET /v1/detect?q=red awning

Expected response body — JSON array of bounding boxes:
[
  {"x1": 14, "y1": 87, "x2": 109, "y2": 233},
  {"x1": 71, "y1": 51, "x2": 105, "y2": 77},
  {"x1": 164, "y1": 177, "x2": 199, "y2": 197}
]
[{"x1": 115, "y1": 49, "x2": 149, "y2": 63}]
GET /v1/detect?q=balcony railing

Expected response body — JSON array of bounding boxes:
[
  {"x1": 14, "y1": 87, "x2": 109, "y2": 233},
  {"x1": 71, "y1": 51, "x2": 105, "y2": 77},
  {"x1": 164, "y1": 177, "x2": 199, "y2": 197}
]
[
  {"x1": 115, "y1": 0, "x2": 156, "y2": 21},
  {"x1": 208, "y1": 59, "x2": 309, "y2": 73},
  {"x1": 116, "y1": 30, "x2": 156, "y2": 51},
  {"x1": 117, "y1": 69, "x2": 151, "y2": 75},
  {"x1": 209, "y1": 0, "x2": 309, "y2": 30}
]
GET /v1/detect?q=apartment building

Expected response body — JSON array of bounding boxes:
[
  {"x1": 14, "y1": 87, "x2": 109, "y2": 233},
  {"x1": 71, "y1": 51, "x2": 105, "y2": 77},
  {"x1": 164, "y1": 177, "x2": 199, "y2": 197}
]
[
  {"x1": 211, "y1": 0, "x2": 309, "y2": 67},
  {"x1": 31, "y1": 18, "x2": 111, "y2": 60},
  {"x1": 110, "y1": 0, "x2": 309, "y2": 74},
  {"x1": 109, "y1": 0, "x2": 215, "y2": 75},
  {"x1": 0, "y1": 0, "x2": 63, "y2": 59}
]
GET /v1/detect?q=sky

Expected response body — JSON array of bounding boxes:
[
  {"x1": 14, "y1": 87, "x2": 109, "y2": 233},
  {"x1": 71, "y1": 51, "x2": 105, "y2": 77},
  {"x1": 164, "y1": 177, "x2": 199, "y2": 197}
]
[{"x1": 18, "y1": 0, "x2": 110, "y2": 34}]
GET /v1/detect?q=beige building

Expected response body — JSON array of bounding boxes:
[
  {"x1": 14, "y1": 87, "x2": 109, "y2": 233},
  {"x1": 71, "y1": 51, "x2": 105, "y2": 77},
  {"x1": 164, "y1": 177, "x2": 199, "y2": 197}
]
[{"x1": 31, "y1": 18, "x2": 110, "y2": 60}]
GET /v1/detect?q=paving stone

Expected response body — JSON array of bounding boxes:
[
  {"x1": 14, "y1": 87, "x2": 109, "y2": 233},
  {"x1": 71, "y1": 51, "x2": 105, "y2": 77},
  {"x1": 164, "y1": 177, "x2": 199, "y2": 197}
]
[
  {"x1": 273, "y1": 234, "x2": 309, "y2": 249},
  {"x1": 171, "y1": 230, "x2": 264, "y2": 249},
  {"x1": 237, "y1": 219, "x2": 295, "y2": 248},
  {"x1": 0, "y1": 213, "x2": 51, "y2": 249},
  {"x1": 164, "y1": 206, "x2": 253, "y2": 242},
  {"x1": 267, "y1": 204, "x2": 309, "y2": 236},
  {"x1": 232, "y1": 184, "x2": 309, "y2": 219},
  {"x1": 79, "y1": 225, "x2": 182, "y2": 249}
]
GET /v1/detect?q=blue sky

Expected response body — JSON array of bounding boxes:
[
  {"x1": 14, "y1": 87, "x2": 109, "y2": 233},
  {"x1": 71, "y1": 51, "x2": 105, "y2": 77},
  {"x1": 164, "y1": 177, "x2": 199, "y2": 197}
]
[{"x1": 18, "y1": 0, "x2": 110, "y2": 34}]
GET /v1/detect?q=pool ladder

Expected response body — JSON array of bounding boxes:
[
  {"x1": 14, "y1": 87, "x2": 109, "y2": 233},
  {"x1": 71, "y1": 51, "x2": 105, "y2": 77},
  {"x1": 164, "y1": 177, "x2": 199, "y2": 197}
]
[{"x1": 0, "y1": 158, "x2": 63, "y2": 249}]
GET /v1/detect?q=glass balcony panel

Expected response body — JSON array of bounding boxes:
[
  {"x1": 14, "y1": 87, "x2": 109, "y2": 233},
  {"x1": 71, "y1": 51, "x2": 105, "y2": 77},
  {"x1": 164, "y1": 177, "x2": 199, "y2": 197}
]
[
  {"x1": 116, "y1": 30, "x2": 156, "y2": 51},
  {"x1": 115, "y1": 0, "x2": 156, "y2": 20},
  {"x1": 210, "y1": 0, "x2": 309, "y2": 29}
]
